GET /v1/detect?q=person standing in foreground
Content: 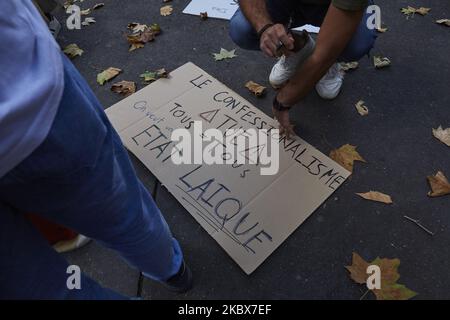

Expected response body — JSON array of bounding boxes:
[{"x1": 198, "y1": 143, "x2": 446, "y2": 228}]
[
  {"x1": 229, "y1": 0, "x2": 377, "y2": 137},
  {"x1": 0, "y1": 0, "x2": 191, "y2": 299}
]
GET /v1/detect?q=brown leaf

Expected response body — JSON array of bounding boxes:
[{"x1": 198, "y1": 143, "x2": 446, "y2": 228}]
[
  {"x1": 160, "y1": 5, "x2": 173, "y2": 16},
  {"x1": 346, "y1": 252, "x2": 417, "y2": 300},
  {"x1": 356, "y1": 191, "x2": 393, "y2": 204},
  {"x1": 330, "y1": 144, "x2": 366, "y2": 173},
  {"x1": 432, "y1": 126, "x2": 450, "y2": 147},
  {"x1": 355, "y1": 100, "x2": 369, "y2": 116},
  {"x1": 245, "y1": 81, "x2": 266, "y2": 97},
  {"x1": 376, "y1": 26, "x2": 388, "y2": 33},
  {"x1": 111, "y1": 80, "x2": 136, "y2": 97},
  {"x1": 345, "y1": 252, "x2": 370, "y2": 284},
  {"x1": 415, "y1": 7, "x2": 431, "y2": 16},
  {"x1": 427, "y1": 171, "x2": 450, "y2": 197},
  {"x1": 126, "y1": 25, "x2": 160, "y2": 52},
  {"x1": 200, "y1": 12, "x2": 208, "y2": 20}
]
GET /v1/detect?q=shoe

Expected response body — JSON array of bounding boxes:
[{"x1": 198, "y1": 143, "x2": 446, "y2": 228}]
[
  {"x1": 269, "y1": 33, "x2": 316, "y2": 89},
  {"x1": 161, "y1": 260, "x2": 193, "y2": 293},
  {"x1": 315, "y1": 63, "x2": 345, "y2": 100}
]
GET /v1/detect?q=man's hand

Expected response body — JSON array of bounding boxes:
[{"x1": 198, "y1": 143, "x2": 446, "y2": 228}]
[
  {"x1": 272, "y1": 107, "x2": 295, "y2": 139},
  {"x1": 260, "y1": 24, "x2": 294, "y2": 58}
]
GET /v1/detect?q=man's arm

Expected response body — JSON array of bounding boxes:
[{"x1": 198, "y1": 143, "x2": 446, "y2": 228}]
[
  {"x1": 277, "y1": 4, "x2": 363, "y2": 105},
  {"x1": 239, "y1": 0, "x2": 294, "y2": 57}
]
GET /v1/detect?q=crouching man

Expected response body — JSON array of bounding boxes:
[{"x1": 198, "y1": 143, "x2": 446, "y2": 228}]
[{"x1": 229, "y1": 0, "x2": 377, "y2": 137}]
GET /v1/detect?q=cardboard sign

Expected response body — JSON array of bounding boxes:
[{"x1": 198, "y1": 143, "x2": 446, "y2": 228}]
[
  {"x1": 183, "y1": 0, "x2": 239, "y2": 20},
  {"x1": 106, "y1": 62, "x2": 350, "y2": 274}
]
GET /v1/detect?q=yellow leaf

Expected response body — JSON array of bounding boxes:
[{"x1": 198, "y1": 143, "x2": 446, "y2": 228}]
[
  {"x1": 340, "y1": 61, "x2": 359, "y2": 72},
  {"x1": 374, "y1": 56, "x2": 391, "y2": 69},
  {"x1": 355, "y1": 100, "x2": 369, "y2": 116},
  {"x1": 436, "y1": 19, "x2": 450, "y2": 27},
  {"x1": 329, "y1": 144, "x2": 366, "y2": 173},
  {"x1": 160, "y1": 5, "x2": 173, "y2": 16},
  {"x1": 97, "y1": 67, "x2": 121, "y2": 85},
  {"x1": 245, "y1": 81, "x2": 266, "y2": 97},
  {"x1": 427, "y1": 171, "x2": 450, "y2": 197},
  {"x1": 111, "y1": 80, "x2": 136, "y2": 97},
  {"x1": 416, "y1": 7, "x2": 431, "y2": 16},
  {"x1": 401, "y1": 6, "x2": 430, "y2": 17},
  {"x1": 63, "y1": 43, "x2": 84, "y2": 59},
  {"x1": 356, "y1": 191, "x2": 393, "y2": 204},
  {"x1": 346, "y1": 252, "x2": 417, "y2": 300},
  {"x1": 432, "y1": 126, "x2": 450, "y2": 147}
]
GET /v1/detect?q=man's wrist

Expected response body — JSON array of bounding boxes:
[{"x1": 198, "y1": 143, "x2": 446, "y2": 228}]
[{"x1": 257, "y1": 23, "x2": 275, "y2": 38}]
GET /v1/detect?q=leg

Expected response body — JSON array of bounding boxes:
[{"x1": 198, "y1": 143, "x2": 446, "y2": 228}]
[
  {"x1": 338, "y1": 3, "x2": 377, "y2": 61},
  {"x1": 0, "y1": 202, "x2": 125, "y2": 299},
  {"x1": 229, "y1": 0, "x2": 299, "y2": 50},
  {"x1": 0, "y1": 55, "x2": 183, "y2": 288}
]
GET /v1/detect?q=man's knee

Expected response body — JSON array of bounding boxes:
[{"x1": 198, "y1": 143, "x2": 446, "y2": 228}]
[
  {"x1": 340, "y1": 29, "x2": 377, "y2": 62},
  {"x1": 229, "y1": 9, "x2": 260, "y2": 50}
]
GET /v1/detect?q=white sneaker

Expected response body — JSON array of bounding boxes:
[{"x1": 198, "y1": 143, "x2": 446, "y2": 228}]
[
  {"x1": 315, "y1": 63, "x2": 345, "y2": 100},
  {"x1": 269, "y1": 34, "x2": 316, "y2": 88}
]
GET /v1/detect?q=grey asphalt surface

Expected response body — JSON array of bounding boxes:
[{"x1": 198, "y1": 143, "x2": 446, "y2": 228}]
[{"x1": 58, "y1": 0, "x2": 450, "y2": 299}]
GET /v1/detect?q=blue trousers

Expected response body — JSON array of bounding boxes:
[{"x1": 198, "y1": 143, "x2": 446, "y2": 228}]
[
  {"x1": 0, "y1": 56, "x2": 183, "y2": 299},
  {"x1": 229, "y1": 0, "x2": 377, "y2": 61}
]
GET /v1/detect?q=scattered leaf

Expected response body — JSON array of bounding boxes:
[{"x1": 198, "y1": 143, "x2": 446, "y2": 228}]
[
  {"x1": 427, "y1": 171, "x2": 450, "y2": 197},
  {"x1": 245, "y1": 81, "x2": 266, "y2": 97},
  {"x1": 111, "y1": 81, "x2": 136, "y2": 97},
  {"x1": 81, "y1": 17, "x2": 96, "y2": 26},
  {"x1": 330, "y1": 144, "x2": 366, "y2": 173},
  {"x1": 340, "y1": 61, "x2": 359, "y2": 72},
  {"x1": 92, "y1": 3, "x2": 104, "y2": 10},
  {"x1": 160, "y1": 5, "x2": 173, "y2": 16},
  {"x1": 80, "y1": 8, "x2": 91, "y2": 15},
  {"x1": 213, "y1": 48, "x2": 237, "y2": 61},
  {"x1": 140, "y1": 68, "x2": 168, "y2": 82},
  {"x1": 356, "y1": 191, "x2": 393, "y2": 204},
  {"x1": 126, "y1": 24, "x2": 161, "y2": 52},
  {"x1": 97, "y1": 67, "x2": 121, "y2": 85},
  {"x1": 401, "y1": 6, "x2": 430, "y2": 17},
  {"x1": 346, "y1": 252, "x2": 417, "y2": 300},
  {"x1": 432, "y1": 126, "x2": 450, "y2": 147},
  {"x1": 374, "y1": 56, "x2": 391, "y2": 69},
  {"x1": 436, "y1": 19, "x2": 450, "y2": 27},
  {"x1": 63, "y1": 43, "x2": 84, "y2": 59},
  {"x1": 200, "y1": 12, "x2": 208, "y2": 20},
  {"x1": 355, "y1": 100, "x2": 369, "y2": 116},
  {"x1": 376, "y1": 26, "x2": 388, "y2": 33}
]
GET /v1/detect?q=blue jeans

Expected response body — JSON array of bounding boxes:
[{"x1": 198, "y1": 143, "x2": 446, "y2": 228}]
[
  {"x1": 0, "y1": 55, "x2": 183, "y2": 299},
  {"x1": 229, "y1": 0, "x2": 377, "y2": 61}
]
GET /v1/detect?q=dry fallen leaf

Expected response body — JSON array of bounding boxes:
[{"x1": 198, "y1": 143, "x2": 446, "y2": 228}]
[
  {"x1": 126, "y1": 24, "x2": 161, "y2": 52},
  {"x1": 97, "y1": 67, "x2": 121, "y2": 85},
  {"x1": 346, "y1": 252, "x2": 417, "y2": 300},
  {"x1": 374, "y1": 56, "x2": 391, "y2": 69},
  {"x1": 92, "y1": 3, "x2": 104, "y2": 10},
  {"x1": 376, "y1": 26, "x2": 388, "y2": 33},
  {"x1": 356, "y1": 191, "x2": 393, "y2": 204},
  {"x1": 401, "y1": 6, "x2": 430, "y2": 17},
  {"x1": 330, "y1": 144, "x2": 366, "y2": 173},
  {"x1": 213, "y1": 48, "x2": 237, "y2": 61},
  {"x1": 63, "y1": 43, "x2": 84, "y2": 59},
  {"x1": 111, "y1": 81, "x2": 136, "y2": 97},
  {"x1": 245, "y1": 81, "x2": 266, "y2": 97},
  {"x1": 427, "y1": 171, "x2": 450, "y2": 197},
  {"x1": 160, "y1": 5, "x2": 173, "y2": 16},
  {"x1": 432, "y1": 126, "x2": 450, "y2": 147},
  {"x1": 355, "y1": 100, "x2": 369, "y2": 116},
  {"x1": 140, "y1": 68, "x2": 168, "y2": 82},
  {"x1": 80, "y1": 8, "x2": 91, "y2": 15},
  {"x1": 436, "y1": 19, "x2": 450, "y2": 27},
  {"x1": 340, "y1": 61, "x2": 359, "y2": 72},
  {"x1": 200, "y1": 12, "x2": 208, "y2": 20},
  {"x1": 81, "y1": 17, "x2": 96, "y2": 26}
]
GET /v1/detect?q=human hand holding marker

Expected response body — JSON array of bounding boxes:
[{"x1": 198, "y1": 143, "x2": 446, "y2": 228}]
[{"x1": 258, "y1": 23, "x2": 294, "y2": 58}]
